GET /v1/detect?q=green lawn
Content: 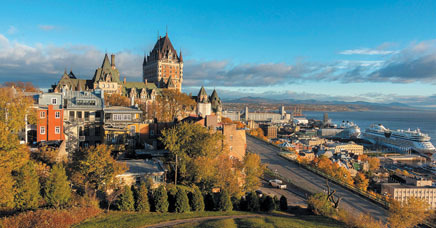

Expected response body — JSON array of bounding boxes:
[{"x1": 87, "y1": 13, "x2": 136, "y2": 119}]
[
  {"x1": 73, "y1": 211, "x2": 250, "y2": 228},
  {"x1": 173, "y1": 214, "x2": 344, "y2": 228}
]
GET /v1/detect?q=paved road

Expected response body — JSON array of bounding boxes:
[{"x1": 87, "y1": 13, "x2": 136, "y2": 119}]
[
  {"x1": 247, "y1": 136, "x2": 389, "y2": 222},
  {"x1": 259, "y1": 180, "x2": 306, "y2": 207}
]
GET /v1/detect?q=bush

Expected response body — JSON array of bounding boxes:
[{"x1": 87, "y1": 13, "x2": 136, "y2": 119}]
[
  {"x1": 261, "y1": 195, "x2": 275, "y2": 212},
  {"x1": 135, "y1": 183, "x2": 150, "y2": 212},
  {"x1": 175, "y1": 188, "x2": 190, "y2": 213},
  {"x1": 307, "y1": 193, "x2": 336, "y2": 217},
  {"x1": 217, "y1": 190, "x2": 233, "y2": 212},
  {"x1": 14, "y1": 161, "x2": 41, "y2": 211},
  {"x1": 247, "y1": 192, "x2": 260, "y2": 212},
  {"x1": 44, "y1": 164, "x2": 71, "y2": 208},
  {"x1": 0, "y1": 205, "x2": 101, "y2": 228},
  {"x1": 279, "y1": 195, "x2": 288, "y2": 212},
  {"x1": 153, "y1": 185, "x2": 169, "y2": 212},
  {"x1": 204, "y1": 193, "x2": 215, "y2": 211},
  {"x1": 117, "y1": 185, "x2": 134, "y2": 211},
  {"x1": 273, "y1": 195, "x2": 280, "y2": 210},
  {"x1": 190, "y1": 186, "x2": 204, "y2": 212}
]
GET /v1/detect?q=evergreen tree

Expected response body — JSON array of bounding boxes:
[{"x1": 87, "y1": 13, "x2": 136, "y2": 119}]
[
  {"x1": 261, "y1": 195, "x2": 275, "y2": 212},
  {"x1": 135, "y1": 183, "x2": 150, "y2": 212},
  {"x1": 175, "y1": 188, "x2": 190, "y2": 213},
  {"x1": 190, "y1": 186, "x2": 204, "y2": 212},
  {"x1": 117, "y1": 185, "x2": 134, "y2": 211},
  {"x1": 153, "y1": 185, "x2": 169, "y2": 212},
  {"x1": 280, "y1": 195, "x2": 288, "y2": 212},
  {"x1": 44, "y1": 164, "x2": 71, "y2": 208},
  {"x1": 204, "y1": 193, "x2": 215, "y2": 211},
  {"x1": 247, "y1": 191, "x2": 260, "y2": 212},
  {"x1": 273, "y1": 195, "x2": 280, "y2": 210},
  {"x1": 14, "y1": 161, "x2": 41, "y2": 211},
  {"x1": 217, "y1": 190, "x2": 233, "y2": 211}
]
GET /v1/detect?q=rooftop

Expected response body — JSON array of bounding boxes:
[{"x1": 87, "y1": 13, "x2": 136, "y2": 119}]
[{"x1": 117, "y1": 159, "x2": 166, "y2": 176}]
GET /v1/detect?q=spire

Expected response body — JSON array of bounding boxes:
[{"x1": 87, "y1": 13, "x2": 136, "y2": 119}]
[
  {"x1": 179, "y1": 49, "x2": 183, "y2": 62},
  {"x1": 166, "y1": 25, "x2": 168, "y2": 36},
  {"x1": 102, "y1": 53, "x2": 111, "y2": 68}
]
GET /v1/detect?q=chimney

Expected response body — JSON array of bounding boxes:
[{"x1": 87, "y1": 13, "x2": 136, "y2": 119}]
[
  {"x1": 111, "y1": 54, "x2": 115, "y2": 68},
  {"x1": 123, "y1": 76, "x2": 126, "y2": 84},
  {"x1": 145, "y1": 79, "x2": 148, "y2": 85}
]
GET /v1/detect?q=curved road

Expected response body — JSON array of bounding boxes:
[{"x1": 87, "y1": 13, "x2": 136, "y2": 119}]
[{"x1": 247, "y1": 136, "x2": 388, "y2": 222}]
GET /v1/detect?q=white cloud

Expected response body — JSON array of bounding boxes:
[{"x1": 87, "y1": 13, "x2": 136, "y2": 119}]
[
  {"x1": 339, "y1": 48, "x2": 398, "y2": 55},
  {"x1": 7, "y1": 26, "x2": 17, "y2": 35},
  {"x1": 38, "y1": 25, "x2": 56, "y2": 31}
]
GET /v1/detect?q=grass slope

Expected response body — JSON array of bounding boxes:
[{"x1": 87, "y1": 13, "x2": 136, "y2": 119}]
[
  {"x1": 173, "y1": 215, "x2": 344, "y2": 228},
  {"x1": 73, "y1": 211, "x2": 250, "y2": 228}
]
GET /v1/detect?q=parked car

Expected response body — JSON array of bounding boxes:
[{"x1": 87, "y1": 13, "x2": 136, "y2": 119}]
[{"x1": 269, "y1": 179, "x2": 287, "y2": 189}]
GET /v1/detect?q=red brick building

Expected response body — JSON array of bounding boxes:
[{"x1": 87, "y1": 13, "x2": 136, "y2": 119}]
[{"x1": 37, "y1": 104, "x2": 64, "y2": 142}]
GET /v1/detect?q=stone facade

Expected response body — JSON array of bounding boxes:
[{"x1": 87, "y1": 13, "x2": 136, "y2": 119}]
[
  {"x1": 143, "y1": 34, "x2": 183, "y2": 91},
  {"x1": 222, "y1": 123, "x2": 246, "y2": 160}
]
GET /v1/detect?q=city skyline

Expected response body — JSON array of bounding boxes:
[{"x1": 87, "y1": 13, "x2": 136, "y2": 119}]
[{"x1": 0, "y1": 1, "x2": 435, "y2": 107}]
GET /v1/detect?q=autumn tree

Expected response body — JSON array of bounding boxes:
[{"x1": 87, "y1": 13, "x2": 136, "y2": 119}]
[
  {"x1": 243, "y1": 152, "x2": 265, "y2": 193},
  {"x1": 14, "y1": 161, "x2": 41, "y2": 211},
  {"x1": 221, "y1": 117, "x2": 233, "y2": 124},
  {"x1": 153, "y1": 89, "x2": 196, "y2": 122},
  {"x1": 3, "y1": 81, "x2": 39, "y2": 92},
  {"x1": 106, "y1": 93, "x2": 130, "y2": 107},
  {"x1": 388, "y1": 197, "x2": 432, "y2": 228},
  {"x1": 44, "y1": 164, "x2": 71, "y2": 208},
  {"x1": 32, "y1": 146, "x2": 59, "y2": 166},
  {"x1": 354, "y1": 172, "x2": 369, "y2": 191},
  {"x1": 361, "y1": 156, "x2": 380, "y2": 173},
  {"x1": 71, "y1": 144, "x2": 127, "y2": 192},
  {"x1": 0, "y1": 87, "x2": 37, "y2": 133},
  {"x1": 233, "y1": 121, "x2": 245, "y2": 129}
]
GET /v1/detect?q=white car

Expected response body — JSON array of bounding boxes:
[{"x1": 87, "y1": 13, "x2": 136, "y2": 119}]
[{"x1": 269, "y1": 179, "x2": 287, "y2": 189}]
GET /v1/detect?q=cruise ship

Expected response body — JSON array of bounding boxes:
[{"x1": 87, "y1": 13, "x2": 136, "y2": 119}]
[
  {"x1": 337, "y1": 121, "x2": 361, "y2": 139},
  {"x1": 363, "y1": 124, "x2": 436, "y2": 154}
]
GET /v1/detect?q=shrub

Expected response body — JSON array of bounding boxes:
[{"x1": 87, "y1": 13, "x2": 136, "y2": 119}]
[
  {"x1": 261, "y1": 195, "x2": 275, "y2": 212},
  {"x1": 135, "y1": 183, "x2": 150, "y2": 212},
  {"x1": 175, "y1": 188, "x2": 190, "y2": 213},
  {"x1": 273, "y1": 195, "x2": 280, "y2": 210},
  {"x1": 14, "y1": 161, "x2": 41, "y2": 211},
  {"x1": 217, "y1": 190, "x2": 233, "y2": 211},
  {"x1": 44, "y1": 164, "x2": 71, "y2": 208},
  {"x1": 307, "y1": 193, "x2": 336, "y2": 217},
  {"x1": 247, "y1": 192, "x2": 260, "y2": 212},
  {"x1": 204, "y1": 193, "x2": 215, "y2": 211},
  {"x1": 117, "y1": 185, "x2": 134, "y2": 211},
  {"x1": 279, "y1": 195, "x2": 288, "y2": 211},
  {"x1": 0, "y1": 205, "x2": 101, "y2": 228},
  {"x1": 153, "y1": 185, "x2": 169, "y2": 212},
  {"x1": 190, "y1": 186, "x2": 204, "y2": 212}
]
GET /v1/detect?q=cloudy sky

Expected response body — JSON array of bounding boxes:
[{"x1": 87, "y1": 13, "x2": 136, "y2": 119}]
[{"x1": 0, "y1": 1, "x2": 435, "y2": 106}]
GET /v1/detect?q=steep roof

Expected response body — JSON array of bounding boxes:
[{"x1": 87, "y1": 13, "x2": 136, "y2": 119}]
[
  {"x1": 210, "y1": 89, "x2": 219, "y2": 100},
  {"x1": 153, "y1": 34, "x2": 177, "y2": 54},
  {"x1": 122, "y1": 81, "x2": 158, "y2": 96},
  {"x1": 92, "y1": 54, "x2": 121, "y2": 83},
  {"x1": 198, "y1": 86, "x2": 208, "y2": 97}
]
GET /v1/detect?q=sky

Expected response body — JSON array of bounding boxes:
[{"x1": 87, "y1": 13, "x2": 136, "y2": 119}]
[{"x1": 0, "y1": 0, "x2": 435, "y2": 106}]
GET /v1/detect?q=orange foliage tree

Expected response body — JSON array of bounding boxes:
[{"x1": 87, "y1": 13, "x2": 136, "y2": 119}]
[
  {"x1": 354, "y1": 172, "x2": 369, "y2": 191},
  {"x1": 105, "y1": 93, "x2": 130, "y2": 107},
  {"x1": 3, "y1": 81, "x2": 40, "y2": 92}
]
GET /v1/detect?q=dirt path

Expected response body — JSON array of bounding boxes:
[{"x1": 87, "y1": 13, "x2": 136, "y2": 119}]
[{"x1": 144, "y1": 214, "x2": 264, "y2": 228}]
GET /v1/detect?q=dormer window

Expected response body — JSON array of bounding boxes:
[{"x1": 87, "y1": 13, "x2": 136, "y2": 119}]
[{"x1": 51, "y1": 98, "x2": 57, "y2": 105}]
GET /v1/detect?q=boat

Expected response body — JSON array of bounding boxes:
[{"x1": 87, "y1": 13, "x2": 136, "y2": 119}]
[
  {"x1": 318, "y1": 121, "x2": 361, "y2": 139},
  {"x1": 363, "y1": 124, "x2": 436, "y2": 154}
]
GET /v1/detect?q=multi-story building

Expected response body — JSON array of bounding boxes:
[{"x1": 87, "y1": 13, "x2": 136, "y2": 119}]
[
  {"x1": 143, "y1": 34, "x2": 183, "y2": 91},
  {"x1": 36, "y1": 93, "x2": 64, "y2": 142},
  {"x1": 91, "y1": 54, "x2": 123, "y2": 94},
  {"x1": 260, "y1": 124, "x2": 278, "y2": 139},
  {"x1": 382, "y1": 182, "x2": 436, "y2": 209},
  {"x1": 324, "y1": 142, "x2": 364, "y2": 155},
  {"x1": 222, "y1": 123, "x2": 246, "y2": 160},
  {"x1": 62, "y1": 90, "x2": 104, "y2": 153}
]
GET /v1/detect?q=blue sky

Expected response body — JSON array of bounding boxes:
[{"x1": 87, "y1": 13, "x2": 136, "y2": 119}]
[{"x1": 0, "y1": 0, "x2": 435, "y2": 105}]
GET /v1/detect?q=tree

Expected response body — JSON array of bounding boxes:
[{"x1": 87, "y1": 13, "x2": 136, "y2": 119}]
[
  {"x1": 31, "y1": 146, "x2": 59, "y2": 166},
  {"x1": 307, "y1": 193, "x2": 336, "y2": 216},
  {"x1": 135, "y1": 183, "x2": 150, "y2": 212},
  {"x1": 3, "y1": 81, "x2": 39, "y2": 92},
  {"x1": 73, "y1": 145, "x2": 127, "y2": 191},
  {"x1": 221, "y1": 117, "x2": 233, "y2": 124},
  {"x1": 106, "y1": 186, "x2": 123, "y2": 211},
  {"x1": 190, "y1": 185, "x2": 204, "y2": 212},
  {"x1": 243, "y1": 153, "x2": 265, "y2": 193},
  {"x1": 14, "y1": 161, "x2": 41, "y2": 211},
  {"x1": 117, "y1": 185, "x2": 135, "y2": 211},
  {"x1": 217, "y1": 190, "x2": 233, "y2": 211},
  {"x1": 0, "y1": 87, "x2": 36, "y2": 134},
  {"x1": 261, "y1": 195, "x2": 275, "y2": 212},
  {"x1": 44, "y1": 164, "x2": 71, "y2": 208},
  {"x1": 354, "y1": 173, "x2": 369, "y2": 191},
  {"x1": 153, "y1": 185, "x2": 169, "y2": 212},
  {"x1": 233, "y1": 121, "x2": 245, "y2": 129},
  {"x1": 106, "y1": 93, "x2": 130, "y2": 107},
  {"x1": 175, "y1": 188, "x2": 190, "y2": 213},
  {"x1": 388, "y1": 197, "x2": 431, "y2": 228},
  {"x1": 0, "y1": 169, "x2": 15, "y2": 210},
  {"x1": 279, "y1": 195, "x2": 288, "y2": 211},
  {"x1": 247, "y1": 192, "x2": 260, "y2": 212},
  {"x1": 154, "y1": 89, "x2": 196, "y2": 122}
]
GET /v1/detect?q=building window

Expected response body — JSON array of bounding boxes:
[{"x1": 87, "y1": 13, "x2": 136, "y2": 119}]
[
  {"x1": 95, "y1": 111, "x2": 101, "y2": 119},
  {"x1": 113, "y1": 114, "x2": 132, "y2": 121},
  {"x1": 77, "y1": 112, "x2": 82, "y2": 119},
  {"x1": 230, "y1": 135, "x2": 233, "y2": 141},
  {"x1": 85, "y1": 112, "x2": 90, "y2": 121},
  {"x1": 69, "y1": 111, "x2": 75, "y2": 121},
  {"x1": 230, "y1": 146, "x2": 233, "y2": 151},
  {"x1": 40, "y1": 111, "x2": 46, "y2": 118},
  {"x1": 51, "y1": 98, "x2": 57, "y2": 104},
  {"x1": 40, "y1": 126, "x2": 45, "y2": 134},
  {"x1": 55, "y1": 111, "x2": 60, "y2": 119},
  {"x1": 55, "y1": 126, "x2": 61, "y2": 134},
  {"x1": 95, "y1": 126, "x2": 100, "y2": 136}
]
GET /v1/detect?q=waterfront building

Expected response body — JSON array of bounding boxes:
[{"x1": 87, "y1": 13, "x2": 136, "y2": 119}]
[
  {"x1": 143, "y1": 33, "x2": 183, "y2": 91},
  {"x1": 381, "y1": 182, "x2": 436, "y2": 209},
  {"x1": 324, "y1": 142, "x2": 364, "y2": 155}
]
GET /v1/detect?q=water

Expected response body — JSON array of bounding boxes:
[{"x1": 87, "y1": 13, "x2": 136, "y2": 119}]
[{"x1": 305, "y1": 110, "x2": 436, "y2": 145}]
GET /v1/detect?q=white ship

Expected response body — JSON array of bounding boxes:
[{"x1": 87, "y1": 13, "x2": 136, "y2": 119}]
[
  {"x1": 337, "y1": 121, "x2": 361, "y2": 139},
  {"x1": 363, "y1": 124, "x2": 436, "y2": 154}
]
